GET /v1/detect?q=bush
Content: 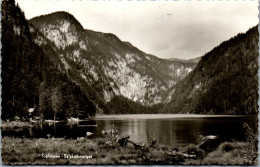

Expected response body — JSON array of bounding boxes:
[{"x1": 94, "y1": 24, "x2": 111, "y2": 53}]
[
  {"x1": 202, "y1": 142, "x2": 256, "y2": 165},
  {"x1": 243, "y1": 123, "x2": 255, "y2": 142},
  {"x1": 222, "y1": 142, "x2": 234, "y2": 152},
  {"x1": 243, "y1": 123, "x2": 258, "y2": 152}
]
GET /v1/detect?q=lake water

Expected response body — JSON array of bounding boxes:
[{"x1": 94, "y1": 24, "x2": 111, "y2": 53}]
[{"x1": 2, "y1": 114, "x2": 257, "y2": 147}]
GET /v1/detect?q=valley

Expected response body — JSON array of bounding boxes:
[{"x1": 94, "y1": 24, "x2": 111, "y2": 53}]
[
  {"x1": 1, "y1": 0, "x2": 258, "y2": 119},
  {"x1": 1, "y1": 1, "x2": 258, "y2": 165}
]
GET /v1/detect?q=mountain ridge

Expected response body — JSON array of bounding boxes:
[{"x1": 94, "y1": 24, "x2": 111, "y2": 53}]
[
  {"x1": 163, "y1": 25, "x2": 258, "y2": 114},
  {"x1": 29, "y1": 11, "x2": 197, "y2": 113},
  {"x1": 168, "y1": 57, "x2": 201, "y2": 64},
  {"x1": 4, "y1": 4, "x2": 257, "y2": 116}
]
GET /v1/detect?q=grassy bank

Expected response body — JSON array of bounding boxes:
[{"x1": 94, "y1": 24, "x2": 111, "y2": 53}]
[
  {"x1": 1, "y1": 121, "x2": 31, "y2": 129},
  {"x1": 181, "y1": 141, "x2": 257, "y2": 165},
  {"x1": 2, "y1": 136, "x2": 257, "y2": 165}
]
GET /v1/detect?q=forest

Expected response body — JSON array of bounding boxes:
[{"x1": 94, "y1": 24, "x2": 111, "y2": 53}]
[
  {"x1": 2, "y1": 0, "x2": 258, "y2": 120},
  {"x1": 1, "y1": 0, "x2": 96, "y2": 120},
  {"x1": 163, "y1": 26, "x2": 258, "y2": 115}
]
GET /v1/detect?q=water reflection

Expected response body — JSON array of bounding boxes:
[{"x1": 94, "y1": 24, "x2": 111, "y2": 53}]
[
  {"x1": 95, "y1": 115, "x2": 257, "y2": 147},
  {"x1": 2, "y1": 115, "x2": 257, "y2": 147}
]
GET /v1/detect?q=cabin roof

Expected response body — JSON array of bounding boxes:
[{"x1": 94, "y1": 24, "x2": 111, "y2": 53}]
[{"x1": 28, "y1": 108, "x2": 35, "y2": 113}]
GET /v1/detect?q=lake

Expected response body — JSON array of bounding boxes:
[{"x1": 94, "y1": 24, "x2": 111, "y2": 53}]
[{"x1": 2, "y1": 114, "x2": 257, "y2": 148}]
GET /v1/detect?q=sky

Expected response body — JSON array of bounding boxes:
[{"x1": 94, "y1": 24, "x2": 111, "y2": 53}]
[{"x1": 16, "y1": 0, "x2": 258, "y2": 60}]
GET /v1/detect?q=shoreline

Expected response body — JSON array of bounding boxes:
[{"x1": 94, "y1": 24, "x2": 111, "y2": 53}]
[
  {"x1": 93, "y1": 113, "x2": 256, "y2": 120},
  {"x1": 1, "y1": 135, "x2": 257, "y2": 165},
  {"x1": 1, "y1": 121, "x2": 31, "y2": 128},
  {"x1": 2, "y1": 113, "x2": 256, "y2": 127}
]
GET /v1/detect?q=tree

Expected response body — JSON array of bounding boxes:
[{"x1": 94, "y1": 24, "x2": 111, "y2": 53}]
[
  {"x1": 51, "y1": 86, "x2": 63, "y2": 120},
  {"x1": 39, "y1": 82, "x2": 52, "y2": 119}
]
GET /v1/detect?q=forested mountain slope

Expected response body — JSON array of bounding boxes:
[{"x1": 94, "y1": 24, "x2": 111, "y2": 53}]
[
  {"x1": 1, "y1": 0, "x2": 95, "y2": 120},
  {"x1": 29, "y1": 11, "x2": 196, "y2": 114},
  {"x1": 163, "y1": 26, "x2": 258, "y2": 114},
  {"x1": 5, "y1": 2, "x2": 254, "y2": 116}
]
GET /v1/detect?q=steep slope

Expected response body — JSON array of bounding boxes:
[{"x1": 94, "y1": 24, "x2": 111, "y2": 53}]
[
  {"x1": 1, "y1": 1, "x2": 95, "y2": 120},
  {"x1": 163, "y1": 26, "x2": 258, "y2": 114},
  {"x1": 29, "y1": 11, "x2": 197, "y2": 113},
  {"x1": 2, "y1": 0, "x2": 42, "y2": 119}
]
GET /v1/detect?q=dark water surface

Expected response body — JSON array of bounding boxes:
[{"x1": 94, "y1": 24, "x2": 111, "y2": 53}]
[{"x1": 2, "y1": 114, "x2": 257, "y2": 147}]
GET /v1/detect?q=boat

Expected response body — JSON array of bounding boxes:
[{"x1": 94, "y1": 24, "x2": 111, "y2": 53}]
[
  {"x1": 29, "y1": 118, "x2": 37, "y2": 123},
  {"x1": 45, "y1": 120, "x2": 60, "y2": 123},
  {"x1": 30, "y1": 117, "x2": 43, "y2": 123},
  {"x1": 67, "y1": 117, "x2": 80, "y2": 125},
  {"x1": 67, "y1": 117, "x2": 79, "y2": 122}
]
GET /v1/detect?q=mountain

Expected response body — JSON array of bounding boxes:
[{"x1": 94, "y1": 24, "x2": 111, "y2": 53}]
[
  {"x1": 29, "y1": 11, "x2": 197, "y2": 114},
  {"x1": 188, "y1": 57, "x2": 201, "y2": 63},
  {"x1": 3, "y1": 2, "x2": 257, "y2": 116},
  {"x1": 163, "y1": 26, "x2": 258, "y2": 114},
  {"x1": 168, "y1": 57, "x2": 201, "y2": 64},
  {"x1": 1, "y1": 1, "x2": 95, "y2": 120}
]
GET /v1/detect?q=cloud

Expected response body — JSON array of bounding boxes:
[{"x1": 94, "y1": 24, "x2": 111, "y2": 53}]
[{"x1": 17, "y1": 0, "x2": 258, "y2": 59}]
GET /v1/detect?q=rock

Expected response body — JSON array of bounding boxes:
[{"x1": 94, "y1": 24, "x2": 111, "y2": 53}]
[
  {"x1": 199, "y1": 135, "x2": 220, "y2": 151},
  {"x1": 118, "y1": 136, "x2": 130, "y2": 147}
]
